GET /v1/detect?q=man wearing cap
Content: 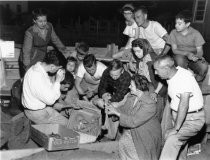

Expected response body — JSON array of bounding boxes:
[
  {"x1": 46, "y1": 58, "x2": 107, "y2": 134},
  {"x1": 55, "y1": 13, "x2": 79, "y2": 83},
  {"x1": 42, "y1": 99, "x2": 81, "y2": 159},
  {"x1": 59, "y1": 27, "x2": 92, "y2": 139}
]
[
  {"x1": 113, "y1": 4, "x2": 138, "y2": 60},
  {"x1": 134, "y1": 6, "x2": 170, "y2": 55},
  {"x1": 153, "y1": 55, "x2": 205, "y2": 160}
]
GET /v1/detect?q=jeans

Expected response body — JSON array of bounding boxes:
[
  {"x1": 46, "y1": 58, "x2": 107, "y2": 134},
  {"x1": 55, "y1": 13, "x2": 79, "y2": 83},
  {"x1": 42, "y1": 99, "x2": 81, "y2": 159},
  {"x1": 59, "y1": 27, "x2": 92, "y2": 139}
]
[
  {"x1": 173, "y1": 54, "x2": 208, "y2": 82},
  {"x1": 159, "y1": 110, "x2": 205, "y2": 160}
]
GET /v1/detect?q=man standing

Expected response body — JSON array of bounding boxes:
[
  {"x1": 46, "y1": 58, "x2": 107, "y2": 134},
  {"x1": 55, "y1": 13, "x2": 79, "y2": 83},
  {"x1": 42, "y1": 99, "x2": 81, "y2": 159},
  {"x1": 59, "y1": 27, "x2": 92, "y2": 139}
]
[
  {"x1": 134, "y1": 6, "x2": 170, "y2": 55},
  {"x1": 75, "y1": 54, "x2": 107, "y2": 101},
  {"x1": 154, "y1": 55, "x2": 205, "y2": 160},
  {"x1": 22, "y1": 50, "x2": 68, "y2": 126}
]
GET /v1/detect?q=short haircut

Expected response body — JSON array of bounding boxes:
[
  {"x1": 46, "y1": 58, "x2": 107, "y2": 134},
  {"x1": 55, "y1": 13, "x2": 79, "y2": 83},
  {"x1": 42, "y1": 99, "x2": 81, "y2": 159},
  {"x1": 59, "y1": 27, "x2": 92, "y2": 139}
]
[
  {"x1": 61, "y1": 71, "x2": 74, "y2": 90},
  {"x1": 76, "y1": 42, "x2": 89, "y2": 54},
  {"x1": 67, "y1": 56, "x2": 77, "y2": 64},
  {"x1": 32, "y1": 8, "x2": 48, "y2": 20},
  {"x1": 121, "y1": 4, "x2": 134, "y2": 13},
  {"x1": 134, "y1": 6, "x2": 148, "y2": 15},
  {"x1": 132, "y1": 38, "x2": 155, "y2": 59},
  {"x1": 175, "y1": 10, "x2": 192, "y2": 23},
  {"x1": 131, "y1": 74, "x2": 149, "y2": 91},
  {"x1": 83, "y1": 54, "x2": 96, "y2": 68},
  {"x1": 42, "y1": 50, "x2": 63, "y2": 67},
  {"x1": 109, "y1": 59, "x2": 123, "y2": 71},
  {"x1": 154, "y1": 55, "x2": 175, "y2": 69}
]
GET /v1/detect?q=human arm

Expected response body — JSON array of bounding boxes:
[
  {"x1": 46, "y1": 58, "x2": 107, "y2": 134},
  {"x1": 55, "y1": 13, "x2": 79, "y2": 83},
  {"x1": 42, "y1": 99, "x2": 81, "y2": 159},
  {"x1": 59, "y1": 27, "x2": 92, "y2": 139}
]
[
  {"x1": 75, "y1": 76, "x2": 88, "y2": 101},
  {"x1": 107, "y1": 94, "x2": 156, "y2": 128},
  {"x1": 161, "y1": 34, "x2": 171, "y2": 55},
  {"x1": 50, "y1": 24, "x2": 70, "y2": 56},
  {"x1": 165, "y1": 92, "x2": 191, "y2": 139},
  {"x1": 150, "y1": 82, "x2": 163, "y2": 102},
  {"x1": 22, "y1": 31, "x2": 33, "y2": 69},
  {"x1": 33, "y1": 69, "x2": 65, "y2": 105},
  {"x1": 98, "y1": 69, "x2": 109, "y2": 98}
]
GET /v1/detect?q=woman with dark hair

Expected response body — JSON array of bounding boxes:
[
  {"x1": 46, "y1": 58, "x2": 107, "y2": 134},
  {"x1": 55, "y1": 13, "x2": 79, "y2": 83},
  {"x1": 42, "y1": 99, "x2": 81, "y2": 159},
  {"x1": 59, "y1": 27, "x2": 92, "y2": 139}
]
[
  {"x1": 20, "y1": 8, "x2": 69, "y2": 75},
  {"x1": 106, "y1": 74, "x2": 162, "y2": 160},
  {"x1": 129, "y1": 38, "x2": 167, "y2": 122}
]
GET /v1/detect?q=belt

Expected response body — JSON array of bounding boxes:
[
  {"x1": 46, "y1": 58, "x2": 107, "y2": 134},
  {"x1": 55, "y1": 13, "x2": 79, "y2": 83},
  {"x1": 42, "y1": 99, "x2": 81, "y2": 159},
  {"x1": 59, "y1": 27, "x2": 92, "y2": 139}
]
[
  {"x1": 188, "y1": 108, "x2": 203, "y2": 114},
  {"x1": 172, "y1": 108, "x2": 203, "y2": 114}
]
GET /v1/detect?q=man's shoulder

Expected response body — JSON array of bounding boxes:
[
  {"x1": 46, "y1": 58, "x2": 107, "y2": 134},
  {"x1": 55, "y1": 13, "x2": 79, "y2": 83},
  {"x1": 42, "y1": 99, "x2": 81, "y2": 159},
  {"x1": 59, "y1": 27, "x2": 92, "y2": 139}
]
[{"x1": 189, "y1": 27, "x2": 203, "y2": 37}]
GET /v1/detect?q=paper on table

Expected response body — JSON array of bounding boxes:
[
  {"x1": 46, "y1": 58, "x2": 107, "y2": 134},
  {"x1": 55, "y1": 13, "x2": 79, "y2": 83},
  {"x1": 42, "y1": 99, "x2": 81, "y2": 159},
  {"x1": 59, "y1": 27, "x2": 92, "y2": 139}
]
[{"x1": 0, "y1": 41, "x2": 15, "y2": 58}]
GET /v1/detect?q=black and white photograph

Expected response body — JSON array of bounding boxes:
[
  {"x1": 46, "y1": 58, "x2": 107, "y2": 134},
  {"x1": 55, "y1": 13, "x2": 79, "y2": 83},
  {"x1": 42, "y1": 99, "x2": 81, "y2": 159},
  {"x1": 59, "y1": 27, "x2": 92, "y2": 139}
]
[{"x1": 1, "y1": 0, "x2": 210, "y2": 159}]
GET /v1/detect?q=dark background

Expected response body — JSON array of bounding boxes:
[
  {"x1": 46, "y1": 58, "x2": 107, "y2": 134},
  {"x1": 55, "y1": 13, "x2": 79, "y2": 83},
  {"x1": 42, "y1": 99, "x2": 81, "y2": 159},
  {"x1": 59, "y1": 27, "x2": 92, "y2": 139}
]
[{"x1": 0, "y1": 1, "x2": 194, "y2": 47}]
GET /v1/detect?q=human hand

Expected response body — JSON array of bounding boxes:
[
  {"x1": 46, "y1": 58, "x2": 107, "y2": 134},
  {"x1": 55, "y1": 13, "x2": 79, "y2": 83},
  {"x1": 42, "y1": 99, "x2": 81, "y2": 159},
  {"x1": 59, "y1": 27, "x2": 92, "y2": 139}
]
[
  {"x1": 86, "y1": 90, "x2": 95, "y2": 99},
  {"x1": 92, "y1": 99, "x2": 105, "y2": 109},
  {"x1": 106, "y1": 105, "x2": 120, "y2": 117},
  {"x1": 102, "y1": 93, "x2": 111, "y2": 104},
  {"x1": 150, "y1": 92, "x2": 158, "y2": 102},
  {"x1": 56, "y1": 69, "x2": 65, "y2": 82},
  {"x1": 187, "y1": 53, "x2": 199, "y2": 62}
]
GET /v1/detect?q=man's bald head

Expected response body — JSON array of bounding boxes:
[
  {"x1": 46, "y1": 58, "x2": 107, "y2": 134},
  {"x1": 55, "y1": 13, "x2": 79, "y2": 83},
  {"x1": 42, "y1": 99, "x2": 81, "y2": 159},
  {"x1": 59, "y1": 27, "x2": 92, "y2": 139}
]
[
  {"x1": 153, "y1": 55, "x2": 176, "y2": 80},
  {"x1": 154, "y1": 55, "x2": 175, "y2": 69}
]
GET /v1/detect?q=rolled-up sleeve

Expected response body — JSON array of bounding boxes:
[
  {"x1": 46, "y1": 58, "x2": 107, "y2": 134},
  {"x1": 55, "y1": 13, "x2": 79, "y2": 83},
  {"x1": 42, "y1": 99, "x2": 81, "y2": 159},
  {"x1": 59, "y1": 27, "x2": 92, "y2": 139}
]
[{"x1": 22, "y1": 31, "x2": 33, "y2": 67}]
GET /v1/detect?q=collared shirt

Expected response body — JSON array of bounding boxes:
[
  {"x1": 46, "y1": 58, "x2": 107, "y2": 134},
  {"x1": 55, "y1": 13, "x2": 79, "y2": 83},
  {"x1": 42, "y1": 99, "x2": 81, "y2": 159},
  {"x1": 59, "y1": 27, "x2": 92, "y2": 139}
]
[
  {"x1": 98, "y1": 69, "x2": 131, "y2": 102},
  {"x1": 167, "y1": 66, "x2": 203, "y2": 112},
  {"x1": 169, "y1": 27, "x2": 205, "y2": 54},
  {"x1": 22, "y1": 62, "x2": 61, "y2": 110}
]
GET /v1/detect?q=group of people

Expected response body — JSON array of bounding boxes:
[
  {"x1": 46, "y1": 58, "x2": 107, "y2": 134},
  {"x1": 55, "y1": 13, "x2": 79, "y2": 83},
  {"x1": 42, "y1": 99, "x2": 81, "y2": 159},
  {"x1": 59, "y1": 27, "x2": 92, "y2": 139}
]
[{"x1": 19, "y1": 4, "x2": 208, "y2": 160}]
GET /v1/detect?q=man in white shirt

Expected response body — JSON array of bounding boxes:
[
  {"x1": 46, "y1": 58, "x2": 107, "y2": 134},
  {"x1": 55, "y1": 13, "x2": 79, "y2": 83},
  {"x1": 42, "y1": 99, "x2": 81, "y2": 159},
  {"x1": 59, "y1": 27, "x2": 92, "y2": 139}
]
[
  {"x1": 154, "y1": 55, "x2": 205, "y2": 160},
  {"x1": 134, "y1": 6, "x2": 170, "y2": 55},
  {"x1": 22, "y1": 50, "x2": 68, "y2": 126},
  {"x1": 75, "y1": 54, "x2": 107, "y2": 101}
]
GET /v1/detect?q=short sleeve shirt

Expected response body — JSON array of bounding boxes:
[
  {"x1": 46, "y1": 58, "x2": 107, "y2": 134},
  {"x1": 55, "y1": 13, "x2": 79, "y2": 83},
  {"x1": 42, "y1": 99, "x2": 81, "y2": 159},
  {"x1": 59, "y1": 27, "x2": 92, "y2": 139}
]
[
  {"x1": 169, "y1": 27, "x2": 205, "y2": 54},
  {"x1": 139, "y1": 21, "x2": 167, "y2": 49},
  {"x1": 123, "y1": 22, "x2": 138, "y2": 49},
  {"x1": 167, "y1": 67, "x2": 203, "y2": 112},
  {"x1": 76, "y1": 61, "x2": 107, "y2": 84}
]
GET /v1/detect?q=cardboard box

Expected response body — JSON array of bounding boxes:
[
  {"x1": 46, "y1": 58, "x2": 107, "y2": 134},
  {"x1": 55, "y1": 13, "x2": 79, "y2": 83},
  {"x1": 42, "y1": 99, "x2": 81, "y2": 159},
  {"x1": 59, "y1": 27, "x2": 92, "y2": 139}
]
[{"x1": 31, "y1": 124, "x2": 79, "y2": 151}]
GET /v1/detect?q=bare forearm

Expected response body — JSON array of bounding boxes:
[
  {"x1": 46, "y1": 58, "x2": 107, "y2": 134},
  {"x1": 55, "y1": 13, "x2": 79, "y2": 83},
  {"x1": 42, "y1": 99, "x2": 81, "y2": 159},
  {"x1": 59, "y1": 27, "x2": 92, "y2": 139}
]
[
  {"x1": 172, "y1": 48, "x2": 192, "y2": 56},
  {"x1": 174, "y1": 99, "x2": 189, "y2": 131}
]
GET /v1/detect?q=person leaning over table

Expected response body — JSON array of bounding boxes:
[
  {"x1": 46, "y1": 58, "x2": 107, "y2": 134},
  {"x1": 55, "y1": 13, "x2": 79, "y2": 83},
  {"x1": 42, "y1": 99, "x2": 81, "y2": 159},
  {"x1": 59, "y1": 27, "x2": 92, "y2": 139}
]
[
  {"x1": 106, "y1": 74, "x2": 162, "y2": 160},
  {"x1": 20, "y1": 8, "x2": 70, "y2": 76},
  {"x1": 22, "y1": 50, "x2": 69, "y2": 126},
  {"x1": 128, "y1": 38, "x2": 167, "y2": 122}
]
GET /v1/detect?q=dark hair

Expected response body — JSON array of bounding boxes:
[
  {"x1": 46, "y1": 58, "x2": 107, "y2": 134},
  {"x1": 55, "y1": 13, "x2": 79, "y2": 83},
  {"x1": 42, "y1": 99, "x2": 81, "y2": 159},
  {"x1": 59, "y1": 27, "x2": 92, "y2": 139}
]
[
  {"x1": 42, "y1": 50, "x2": 63, "y2": 67},
  {"x1": 134, "y1": 6, "x2": 148, "y2": 15},
  {"x1": 32, "y1": 8, "x2": 48, "y2": 20},
  {"x1": 132, "y1": 38, "x2": 155, "y2": 60},
  {"x1": 109, "y1": 59, "x2": 123, "y2": 71},
  {"x1": 76, "y1": 42, "x2": 89, "y2": 54},
  {"x1": 175, "y1": 10, "x2": 192, "y2": 23},
  {"x1": 61, "y1": 71, "x2": 74, "y2": 90},
  {"x1": 67, "y1": 56, "x2": 77, "y2": 65},
  {"x1": 131, "y1": 74, "x2": 149, "y2": 91},
  {"x1": 121, "y1": 4, "x2": 134, "y2": 13},
  {"x1": 83, "y1": 54, "x2": 96, "y2": 68}
]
